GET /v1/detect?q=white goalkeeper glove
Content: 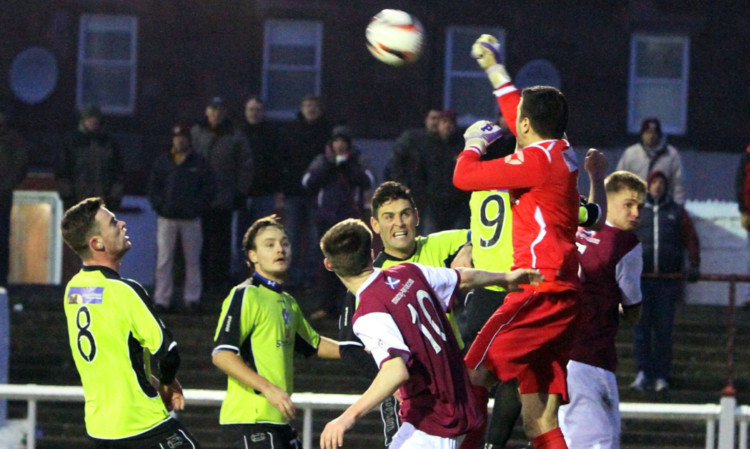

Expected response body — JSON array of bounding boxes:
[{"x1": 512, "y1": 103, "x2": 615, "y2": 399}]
[
  {"x1": 471, "y1": 34, "x2": 512, "y2": 89},
  {"x1": 464, "y1": 120, "x2": 504, "y2": 154}
]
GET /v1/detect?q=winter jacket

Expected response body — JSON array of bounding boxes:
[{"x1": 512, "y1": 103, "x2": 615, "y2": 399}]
[
  {"x1": 617, "y1": 137, "x2": 685, "y2": 204},
  {"x1": 282, "y1": 113, "x2": 332, "y2": 196},
  {"x1": 302, "y1": 151, "x2": 373, "y2": 227},
  {"x1": 191, "y1": 119, "x2": 253, "y2": 211},
  {"x1": 148, "y1": 150, "x2": 214, "y2": 219},
  {"x1": 0, "y1": 126, "x2": 28, "y2": 208},
  {"x1": 57, "y1": 126, "x2": 124, "y2": 210},
  {"x1": 636, "y1": 193, "x2": 700, "y2": 274}
]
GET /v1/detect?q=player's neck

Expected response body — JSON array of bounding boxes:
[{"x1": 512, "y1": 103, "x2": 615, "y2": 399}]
[
  {"x1": 82, "y1": 256, "x2": 121, "y2": 273},
  {"x1": 341, "y1": 268, "x2": 375, "y2": 295},
  {"x1": 384, "y1": 243, "x2": 416, "y2": 260}
]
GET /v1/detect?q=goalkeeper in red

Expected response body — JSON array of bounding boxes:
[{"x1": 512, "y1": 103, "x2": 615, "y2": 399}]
[{"x1": 453, "y1": 35, "x2": 580, "y2": 449}]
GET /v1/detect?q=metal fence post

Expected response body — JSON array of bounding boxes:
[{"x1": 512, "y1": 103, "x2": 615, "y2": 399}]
[
  {"x1": 303, "y1": 406, "x2": 312, "y2": 449},
  {"x1": 27, "y1": 399, "x2": 36, "y2": 449}
]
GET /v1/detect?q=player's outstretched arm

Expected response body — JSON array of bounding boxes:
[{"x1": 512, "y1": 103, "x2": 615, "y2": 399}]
[
  {"x1": 456, "y1": 267, "x2": 543, "y2": 292},
  {"x1": 317, "y1": 336, "x2": 342, "y2": 359},
  {"x1": 212, "y1": 351, "x2": 296, "y2": 420},
  {"x1": 472, "y1": 34, "x2": 511, "y2": 90},
  {"x1": 320, "y1": 357, "x2": 409, "y2": 449},
  {"x1": 584, "y1": 148, "x2": 608, "y2": 230}
]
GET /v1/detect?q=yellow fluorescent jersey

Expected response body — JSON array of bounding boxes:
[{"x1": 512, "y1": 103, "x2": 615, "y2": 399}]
[
  {"x1": 470, "y1": 190, "x2": 514, "y2": 291},
  {"x1": 213, "y1": 273, "x2": 321, "y2": 425},
  {"x1": 374, "y1": 229, "x2": 470, "y2": 348},
  {"x1": 63, "y1": 265, "x2": 172, "y2": 440}
]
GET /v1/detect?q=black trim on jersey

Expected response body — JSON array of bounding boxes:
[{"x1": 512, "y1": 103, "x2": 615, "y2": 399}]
[
  {"x1": 373, "y1": 251, "x2": 405, "y2": 267},
  {"x1": 338, "y1": 293, "x2": 379, "y2": 379},
  {"x1": 158, "y1": 345, "x2": 180, "y2": 385},
  {"x1": 293, "y1": 334, "x2": 317, "y2": 358},
  {"x1": 214, "y1": 287, "x2": 247, "y2": 354},
  {"x1": 251, "y1": 272, "x2": 284, "y2": 293},
  {"x1": 128, "y1": 332, "x2": 159, "y2": 399},
  {"x1": 82, "y1": 264, "x2": 121, "y2": 278}
]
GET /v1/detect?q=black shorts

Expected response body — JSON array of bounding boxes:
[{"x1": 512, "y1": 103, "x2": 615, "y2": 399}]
[
  {"x1": 91, "y1": 418, "x2": 201, "y2": 449},
  {"x1": 224, "y1": 423, "x2": 301, "y2": 449},
  {"x1": 463, "y1": 288, "x2": 508, "y2": 346}
]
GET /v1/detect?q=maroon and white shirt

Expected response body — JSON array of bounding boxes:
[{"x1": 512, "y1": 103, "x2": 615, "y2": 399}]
[
  {"x1": 353, "y1": 263, "x2": 482, "y2": 438},
  {"x1": 569, "y1": 224, "x2": 642, "y2": 372}
]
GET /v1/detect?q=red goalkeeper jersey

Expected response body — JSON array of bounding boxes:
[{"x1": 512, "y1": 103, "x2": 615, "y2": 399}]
[{"x1": 453, "y1": 83, "x2": 579, "y2": 291}]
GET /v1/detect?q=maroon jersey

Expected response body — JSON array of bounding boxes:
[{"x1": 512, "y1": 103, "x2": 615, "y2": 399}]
[
  {"x1": 570, "y1": 225, "x2": 642, "y2": 372},
  {"x1": 352, "y1": 263, "x2": 482, "y2": 438}
]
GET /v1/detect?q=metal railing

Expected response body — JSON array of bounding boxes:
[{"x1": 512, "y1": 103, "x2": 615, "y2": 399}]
[{"x1": 1, "y1": 384, "x2": 748, "y2": 449}]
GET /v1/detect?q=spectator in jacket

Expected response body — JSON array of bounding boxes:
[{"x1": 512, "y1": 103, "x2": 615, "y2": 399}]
[
  {"x1": 423, "y1": 109, "x2": 470, "y2": 233},
  {"x1": 190, "y1": 96, "x2": 253, "y2": 288},
  {"x1": 630, "y1": 170, "x2": 700, "y2": 392},
  {"x1": 231, "y1": 96, "x2": 285, "y2": 282},
  {"x1": 385, "y1": 108, "x2": 441, "y2": 216},
  {"x1": 0, "y1": 104, "x2": 29, "y2": 286},
  {"x1": 148, "y1": 123, "x2": 214, "y2": 314},
  {"x1": 617, "y1": 118, "x2": 686, "y2": 204},
  {"x1": 283, "y1": 95, "x2": 332, "y2": 289},
  {"x1": 57, "y1": 104, "x2": 124, "y2": 210},
  {"x1": 303, "y1": 126, "x2": 374, "y2": 319}
]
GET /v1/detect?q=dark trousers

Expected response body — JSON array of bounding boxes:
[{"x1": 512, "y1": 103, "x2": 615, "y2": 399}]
[
  {"x1": 201, "y1": 209, "x2": 233, "y2": 288},
  {"x1": 0, "y1": 198, "x2": 10, "y2": 286},
  {"x1": 633, "y1": 278, "x2": 680, "y2": 380}
]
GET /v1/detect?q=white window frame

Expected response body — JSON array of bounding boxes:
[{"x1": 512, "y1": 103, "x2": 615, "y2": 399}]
[
  {"x1": 627, "y1": 33, "x2": 690, "y2": 135},
  {"x1": 261, "y1": 19, "x2": 323, "y2": 120},
  {"x1": 444, "y1": 26, "x2": 505, "y2": 127},
  {"x1": 76, "y1": 14, "x2": 138, "y2": 115}
]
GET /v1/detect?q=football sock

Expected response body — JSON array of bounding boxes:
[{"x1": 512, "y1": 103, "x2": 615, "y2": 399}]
[{"x1": 459, "y1": 385, "x2": 490, "y2": 449}]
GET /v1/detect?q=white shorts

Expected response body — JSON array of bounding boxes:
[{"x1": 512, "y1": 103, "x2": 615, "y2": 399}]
[
  {"x1": 558, "y1": 360, "x2": 621, "y2": 449},
  {"x1": 390, "y1": 422, "x2": 459, "y2": 449}
]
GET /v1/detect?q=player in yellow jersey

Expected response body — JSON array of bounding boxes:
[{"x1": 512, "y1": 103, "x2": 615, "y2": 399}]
[
  {"x1": 212, "y1": 215, "x2": 340, "y2": 448},
  {"x1": 61, "y1": 197, "x2": 201, "y2": 448}
]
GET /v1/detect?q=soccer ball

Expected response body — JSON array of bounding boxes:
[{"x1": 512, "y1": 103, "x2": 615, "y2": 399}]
[{"x1": 365, "y1": 9, "x2": 424, "y2": 67}]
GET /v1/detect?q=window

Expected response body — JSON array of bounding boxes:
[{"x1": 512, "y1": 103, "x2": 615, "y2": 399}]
[
  {"x1": 444, "y1": 26, "x2": 505, "y2": 126},
  {"x1": 628, "y1": 34, "x2": 690, "y2": 135},
  {"x1": 77, "y1": 14, "x2": 138, "y2": 115},
  {"x1": 262, "y1": 20, "x2": 323, "y2": 120}
]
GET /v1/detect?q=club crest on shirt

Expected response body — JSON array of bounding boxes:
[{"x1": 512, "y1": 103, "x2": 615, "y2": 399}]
[
  {"x1": 282, "y1": 308, "x2": 291, "y2": 339},
  {"x1": 385, "y1": 276, "x2": 400, "y2": 289},
  {"x1": 67, "y1": 287, "x2": 104, "y2": 304}
]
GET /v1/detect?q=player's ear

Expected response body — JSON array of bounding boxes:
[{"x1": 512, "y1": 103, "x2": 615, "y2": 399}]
[
  {"x1": 414, "y1": 208, "x2": 420, "y2": 227},
  {"x1": 323, "y1": 258, "x2": 334, "y2": 272},
  {"x1": 370, "y1": 216, "x2": 381, "y2": 235},
  {"x1": 248, "y1": 250, "x2": 258, "y2": 265},
  {"x1": 89, "y1": 236, "x2": 104, "y2": 252}
]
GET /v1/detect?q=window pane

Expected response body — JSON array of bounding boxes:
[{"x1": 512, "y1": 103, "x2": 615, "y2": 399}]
[
  {"x1": 635, "y1": 40, "x2": 683, "y2": 78},
  {"x1": 265, "y1": 70, "x2": 317, "y2": 111},
  {"x1": 631, "y1": 82, "x2": 682, "y2": 128},
  {"x1": 84, "y1": 31, "x2": 132, "y2": 60},
  {"x1": 268, "y1": 44, "x2": 317, "y2": 66},
  {"x1": 451, "y1": 30, "x2": 484, "y2": 71},
  {"x1": 450, "y1": 77, "x2": 499, "y2": 123},
  {"x1": 266, "y1": 20, "x2": 320, "y2": 45},
  {"x1": 81, "y1": 65, "x2": 132, "y2": 108}
]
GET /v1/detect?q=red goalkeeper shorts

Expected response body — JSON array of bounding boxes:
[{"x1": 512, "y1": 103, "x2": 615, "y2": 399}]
[{"x1": 464, "y1": 288, "x2": 579, "y2": 402}]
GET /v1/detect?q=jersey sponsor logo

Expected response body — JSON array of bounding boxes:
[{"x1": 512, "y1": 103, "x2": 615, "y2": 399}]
[
  {"x1": 67, "y1": 286, "x2": 104, "y2": 304},
  {"x1": 385, "y1": 276, "x2": 400, "y2": 289},
  {"x1": 224, "y1": 315, "x2": 233, "y2": 333},
  {"x1": 390, "y1": 278, "x2": 414, "y2": 305}
]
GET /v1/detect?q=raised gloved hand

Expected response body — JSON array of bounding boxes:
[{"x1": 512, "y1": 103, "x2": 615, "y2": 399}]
[
  {"x1": 686, "y1": 263, "x2": 700, "y2": 283},
  {"x1": 464, "y1": 120, "x2": 504, "y2": 154},
  {"x1": 471, "y1": 34, "x2": 511, "y2": 89}
]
